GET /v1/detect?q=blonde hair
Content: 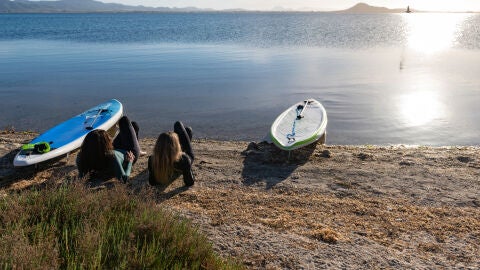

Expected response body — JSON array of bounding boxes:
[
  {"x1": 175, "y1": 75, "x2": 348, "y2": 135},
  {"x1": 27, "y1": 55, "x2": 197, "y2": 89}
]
[{"x1": 152, "y1": 132, "x2": 182, "y2": 184}]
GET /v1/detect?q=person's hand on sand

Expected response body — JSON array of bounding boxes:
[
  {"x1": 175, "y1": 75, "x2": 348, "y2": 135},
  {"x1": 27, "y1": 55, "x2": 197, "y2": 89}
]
[{"x1": 125, "y1": 151, "x2": 135, "y2": 162}]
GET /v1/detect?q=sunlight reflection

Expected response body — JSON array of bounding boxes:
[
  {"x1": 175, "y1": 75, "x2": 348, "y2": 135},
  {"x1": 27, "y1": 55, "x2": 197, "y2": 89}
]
[
  {"x1": 405, "y1": 14, "x2": 468, "y2": 54},
  {"x1": 398, "y1": 91, "x2": 445, "y2": 127}
]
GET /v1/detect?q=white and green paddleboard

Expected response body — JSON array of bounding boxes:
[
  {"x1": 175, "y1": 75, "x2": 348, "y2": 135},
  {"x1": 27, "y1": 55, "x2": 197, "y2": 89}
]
[{"x1": 270, "y1": 99, "x2": 327, "y2": 151}]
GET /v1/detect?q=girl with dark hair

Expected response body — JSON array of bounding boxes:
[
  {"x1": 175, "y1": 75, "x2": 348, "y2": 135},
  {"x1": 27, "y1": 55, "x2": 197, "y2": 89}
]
[
  {"x1": 77, "y1": 116, "x2": 140, "y2": 183},
  {"x1": 148, "y1": 121, "x2": 195, "y2": 187}
]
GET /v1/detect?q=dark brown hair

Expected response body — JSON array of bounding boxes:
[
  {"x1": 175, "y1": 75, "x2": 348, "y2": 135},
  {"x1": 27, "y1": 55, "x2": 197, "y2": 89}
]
[{"x1": 78, "y1": 129, "x2": 114, "y2": 176}]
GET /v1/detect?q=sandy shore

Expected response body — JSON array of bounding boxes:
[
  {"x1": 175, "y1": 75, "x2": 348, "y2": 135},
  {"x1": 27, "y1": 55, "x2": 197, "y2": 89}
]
[{"x1": 1, "y1": 131, "x2": 479, "y2": 269}]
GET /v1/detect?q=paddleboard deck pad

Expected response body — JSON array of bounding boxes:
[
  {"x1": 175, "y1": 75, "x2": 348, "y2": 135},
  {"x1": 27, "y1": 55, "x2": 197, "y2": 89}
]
[
  {"x1": 13, "y1": 99, "x2": 123, "y2": 167},
  {"x1": 270, "y1": 98, "x2": 327, "y2": 151}
]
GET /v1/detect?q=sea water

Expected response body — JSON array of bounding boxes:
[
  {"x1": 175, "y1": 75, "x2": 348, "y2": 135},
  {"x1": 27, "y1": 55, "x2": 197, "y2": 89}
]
[{"x1": 1, "y1": 13, "x2": 479, "y2": 145}]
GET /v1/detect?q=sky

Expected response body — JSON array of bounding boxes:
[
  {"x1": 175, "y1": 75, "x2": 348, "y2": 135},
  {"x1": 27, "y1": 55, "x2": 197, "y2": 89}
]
[{"x1": 98, "y1": 0, "x2": 480, "y2": 12}]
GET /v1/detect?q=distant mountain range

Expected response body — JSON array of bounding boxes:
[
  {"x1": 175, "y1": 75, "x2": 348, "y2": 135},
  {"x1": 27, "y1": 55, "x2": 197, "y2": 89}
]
[
  {"x1": 0, "y1": 1, "x2": 421, "y2": 14},
  {"x1": 336, "y1": 3, "x2": 407, "y2": 13},
  {"x1": 0, "y1": 0, "x2": 211, "y2": 13}
]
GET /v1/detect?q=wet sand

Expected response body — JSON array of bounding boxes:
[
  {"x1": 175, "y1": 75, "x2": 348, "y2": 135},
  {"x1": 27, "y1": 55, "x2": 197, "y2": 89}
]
[{"x1": 1, "y1": 131, "x2": 479, "y2": 269}]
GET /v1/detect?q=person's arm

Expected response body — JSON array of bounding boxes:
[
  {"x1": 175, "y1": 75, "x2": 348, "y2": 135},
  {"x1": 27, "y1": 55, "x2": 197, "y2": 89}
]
[{"x1": 112, "y1": 151, "x2": 133, "y2": 183}]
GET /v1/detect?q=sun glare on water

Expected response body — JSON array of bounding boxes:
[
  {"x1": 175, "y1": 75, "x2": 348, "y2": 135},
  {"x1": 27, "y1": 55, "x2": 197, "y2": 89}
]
[
  {"x1": 398, "y1": 91, "x2": 445, "y2": 127},
  {"x1": 398, "y1": 13, "x2": 469, "y2": 127},
  {"x1": 405, "y1": 14, "x2": 469, "y2": 54}
]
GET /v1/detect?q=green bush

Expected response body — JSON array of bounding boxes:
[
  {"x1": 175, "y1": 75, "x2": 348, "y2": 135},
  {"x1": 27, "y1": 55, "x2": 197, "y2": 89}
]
[{"x1": 0, "y1": 183, "x2": 240, "y2": 269}]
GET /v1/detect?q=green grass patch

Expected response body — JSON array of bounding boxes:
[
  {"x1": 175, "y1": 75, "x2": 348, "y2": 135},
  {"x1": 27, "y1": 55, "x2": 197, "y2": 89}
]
[{"x1": 0, "y1": 183, "x2": 241, "y2": 269}]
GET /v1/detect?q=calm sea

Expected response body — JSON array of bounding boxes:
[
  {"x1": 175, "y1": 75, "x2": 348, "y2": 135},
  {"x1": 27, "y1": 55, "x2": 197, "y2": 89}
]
[{"x1": 1, "y1": 13, "x2": 480, "y2": 145}]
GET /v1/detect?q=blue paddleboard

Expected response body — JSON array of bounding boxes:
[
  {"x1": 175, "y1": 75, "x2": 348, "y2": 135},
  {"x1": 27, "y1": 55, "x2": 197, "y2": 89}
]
[{"x1": 13, "y1": 99, "x2": 123, "y2": 167}]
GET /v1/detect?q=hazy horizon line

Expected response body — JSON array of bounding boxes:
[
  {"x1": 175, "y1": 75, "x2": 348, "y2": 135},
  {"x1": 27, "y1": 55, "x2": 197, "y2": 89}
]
[
  {"x1": 4, "y1": 0, "x2": 480, "y2": 14},
  {"x1": 96, "y1": 1, "x2": 480, "y2": 13}
]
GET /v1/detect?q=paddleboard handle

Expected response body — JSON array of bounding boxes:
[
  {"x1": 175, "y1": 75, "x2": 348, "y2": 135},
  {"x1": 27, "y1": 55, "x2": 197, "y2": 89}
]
[
  {"x1": 296, "y1": 100, "x2": 309, "y2": 119},
  {"x1": 86, "y1": 108, "x2": 109, "y2": 130},
  {"x1": 296, "y1": 105, "x2": 304, "y2": 119}
]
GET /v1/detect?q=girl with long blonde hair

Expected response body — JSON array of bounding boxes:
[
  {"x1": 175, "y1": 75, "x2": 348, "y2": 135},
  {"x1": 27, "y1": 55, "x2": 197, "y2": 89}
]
[{"x1": 148, "y1": 121, "x2": 194, "y2": 187}]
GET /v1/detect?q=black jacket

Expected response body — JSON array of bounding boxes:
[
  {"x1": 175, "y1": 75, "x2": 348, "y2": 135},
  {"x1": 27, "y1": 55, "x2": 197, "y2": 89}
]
[{"x1": 148, "y1": 153, "x2": 194, "y2": 187}]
